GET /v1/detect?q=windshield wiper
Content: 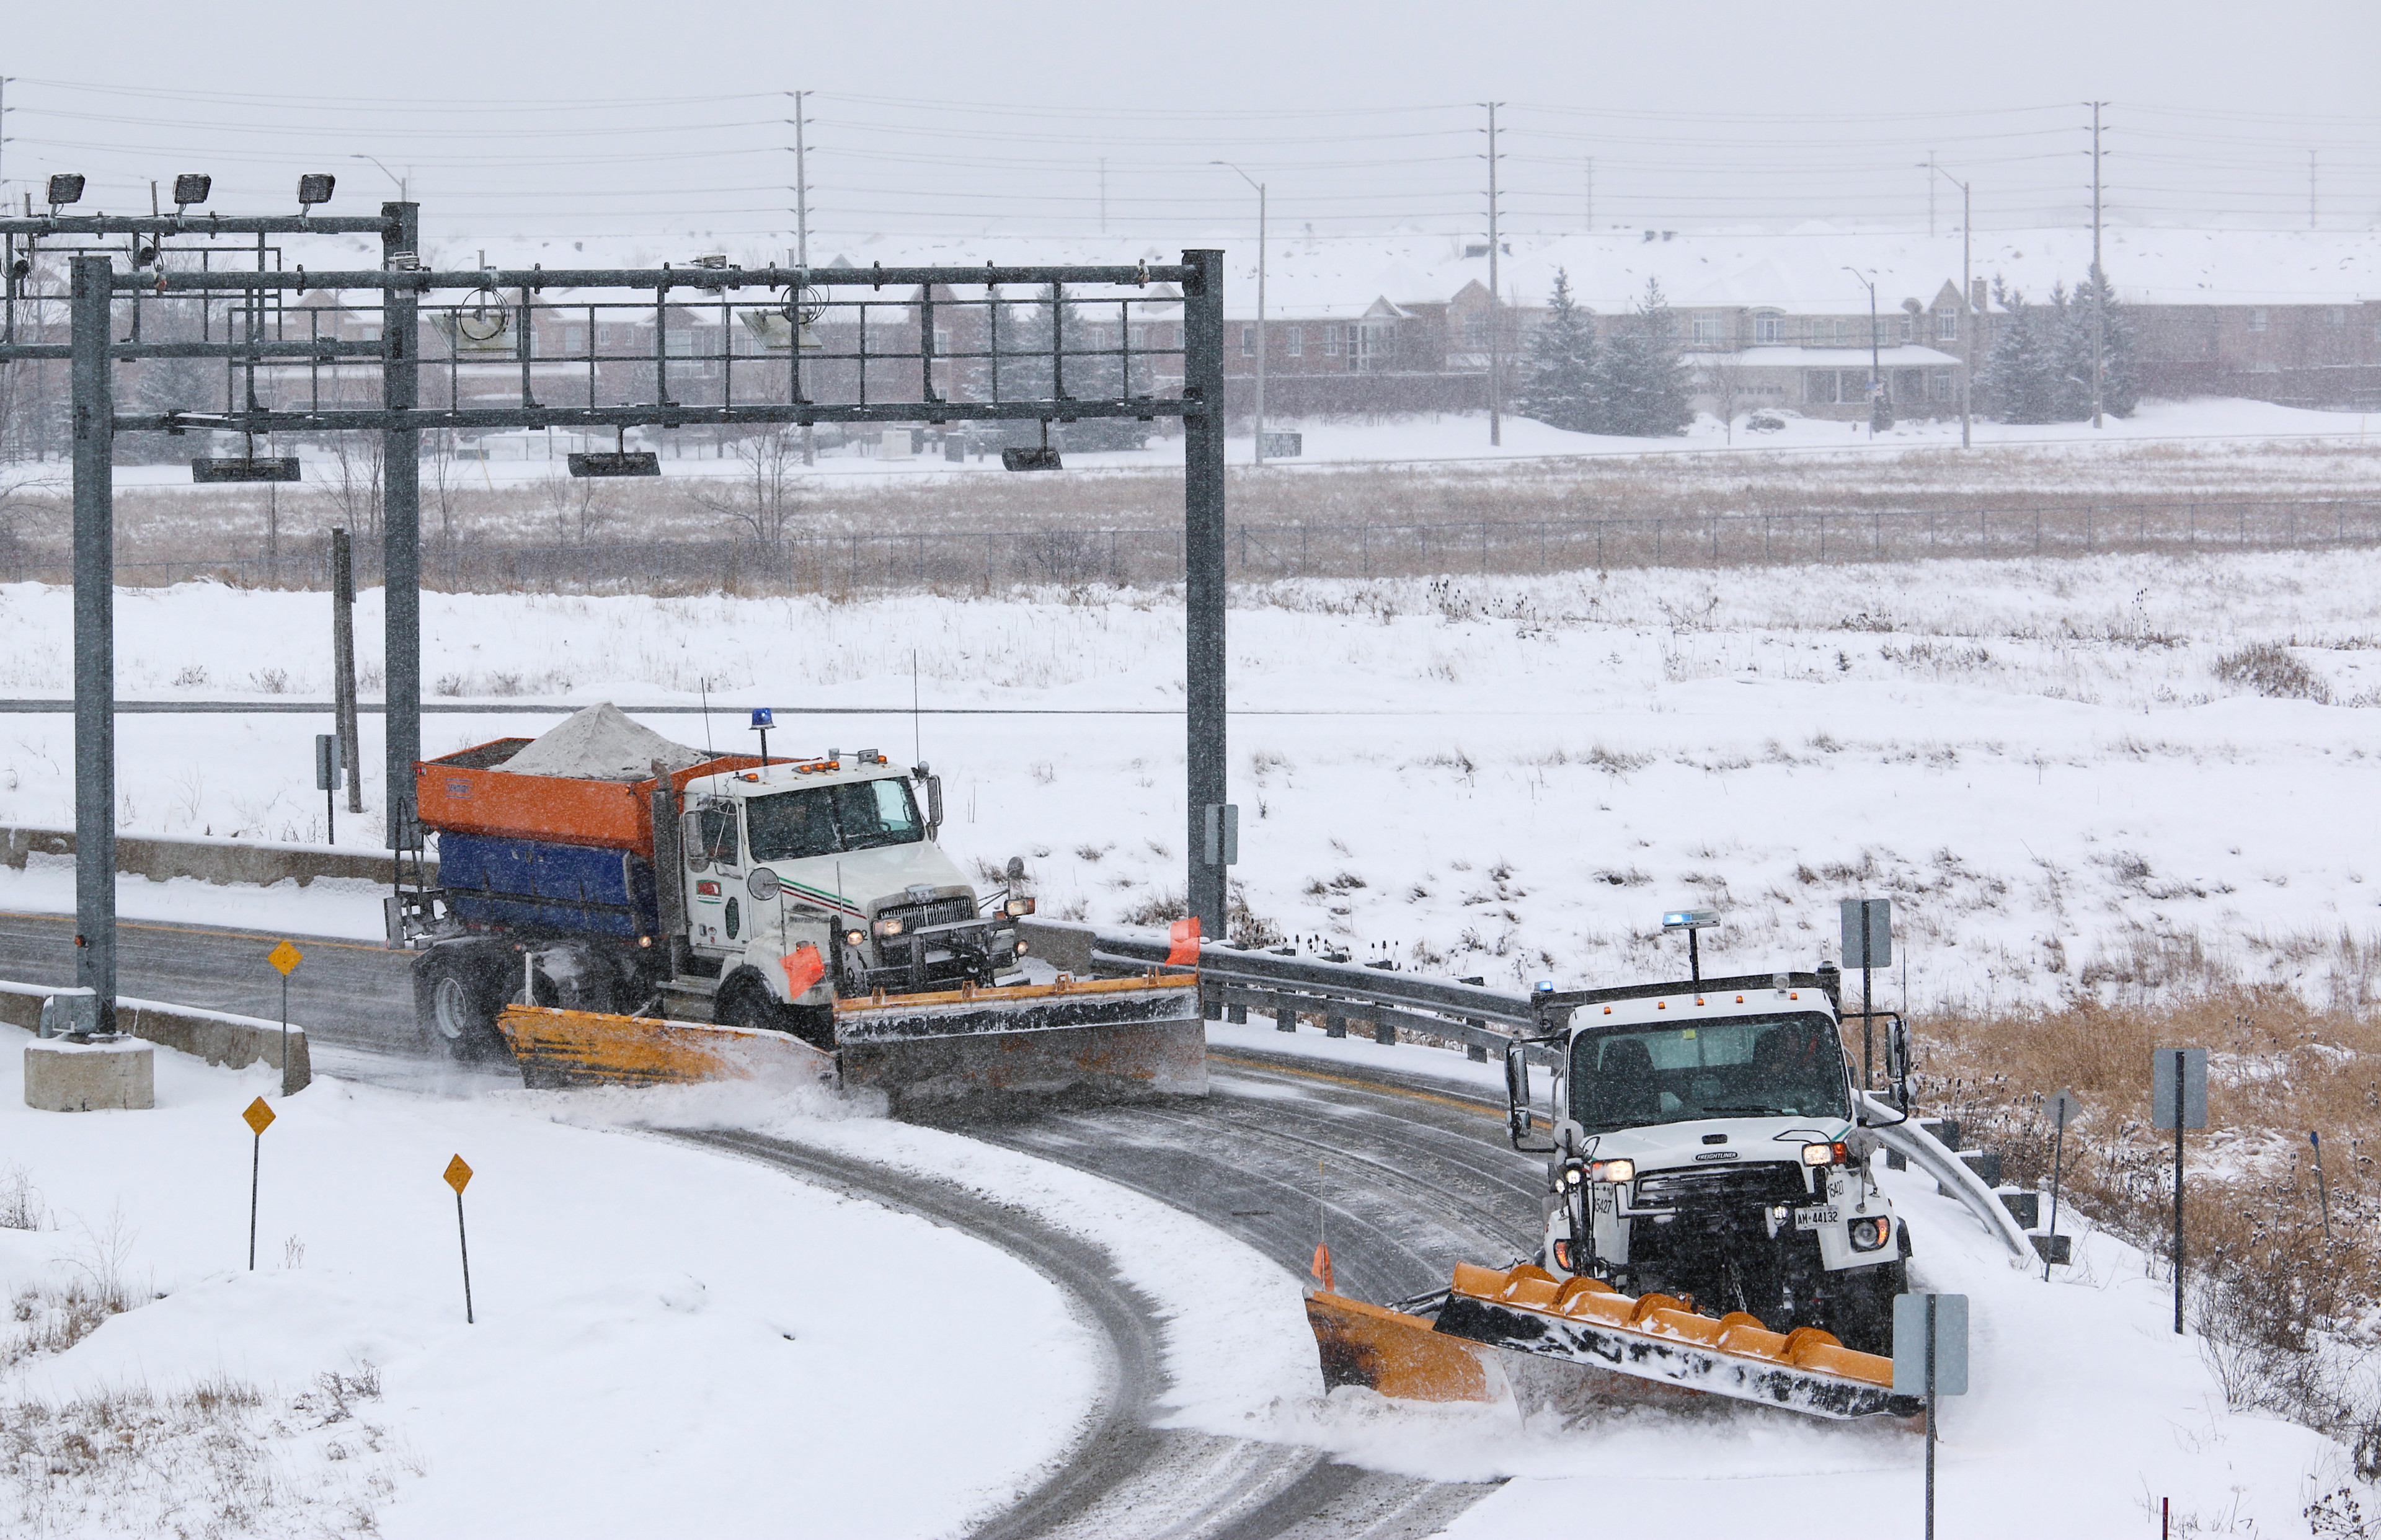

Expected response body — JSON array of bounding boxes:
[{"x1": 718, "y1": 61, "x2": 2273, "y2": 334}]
[{"x1": 1692, "y1": 1105, "x2": 1804, "y2": 1117}]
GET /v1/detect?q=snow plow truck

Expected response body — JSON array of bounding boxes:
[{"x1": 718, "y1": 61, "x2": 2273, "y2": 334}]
[
  {"x1": 391, "y1": 704, "x2": 1202, "y2": 1112},
  {"x1": 1306, "y1": 967, "x2": 1922, "y2": 1421}
]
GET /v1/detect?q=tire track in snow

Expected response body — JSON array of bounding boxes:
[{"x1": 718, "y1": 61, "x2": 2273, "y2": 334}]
[{"x1": 0, "y1": 914, "x2": 1504, "y2": 1538}]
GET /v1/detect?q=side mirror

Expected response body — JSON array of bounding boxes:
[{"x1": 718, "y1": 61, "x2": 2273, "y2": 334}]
[
  {"x1": 924, "y1": 774, "x2": 944, "y2": 836},
  {"x1": 1886, "y1": 1017, "x2": 1912, "y2": 1105},
  {"x1": 1505, "y1": 1041, "x2": 1556, "y2": 1153},
  {"x1": 681, "y1": 810, "x2": 710, "y2": 872}
]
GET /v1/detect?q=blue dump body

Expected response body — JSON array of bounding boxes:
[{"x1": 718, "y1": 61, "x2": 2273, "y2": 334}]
[{"x1": 440, "y1": 833, "x2": 660, "y2": 939}]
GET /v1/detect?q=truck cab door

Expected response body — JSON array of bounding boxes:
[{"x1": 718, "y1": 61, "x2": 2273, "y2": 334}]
[{"x1": 683, "y1": 798, "x2": 743, "y2": 954}]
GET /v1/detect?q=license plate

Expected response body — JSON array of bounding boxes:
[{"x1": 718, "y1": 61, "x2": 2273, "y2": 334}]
[{"x1": 1793, "y1": 1206, "x2": 1840, "y2": 1230}]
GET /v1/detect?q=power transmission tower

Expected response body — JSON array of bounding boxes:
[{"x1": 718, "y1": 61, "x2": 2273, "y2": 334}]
[
  {"x1": 2088, "y1": 101, "x2": 2106, "y2": 430},
  {"x1": 789, "y1": 89, "x2": 812, "y2": 267},
  {"x1": 1484, "y1": 101, "x2": 1503, "y2": 448},
  {"x1": 790, "y1": 87, "x2": 814, "y2": 464}
]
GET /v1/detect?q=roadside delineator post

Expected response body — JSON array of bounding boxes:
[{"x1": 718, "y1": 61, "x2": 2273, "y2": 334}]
[
  {"x1": 268, "y1": 939, "x2": 303, "y2": 1095},
  {"x1": 445, "y1": 1154, "x2": 476, "y2": 1324},
  {"x1": 2151, "y1": 1047, "x2": 2208, "y2": 1335},
  {"x1": 2311, "y1": 1130, "x2": 2334, "y2": 1242},
  {"x1": 2042, "y1": 1087, "x2": 2082, "y2": 1280},
  {"x1": 242, "y1": 1095, "x2": 275, "y2": 1270},
  {"x1": 1310, "y1": 1157, "x2": 1333, "y2": 1292}
]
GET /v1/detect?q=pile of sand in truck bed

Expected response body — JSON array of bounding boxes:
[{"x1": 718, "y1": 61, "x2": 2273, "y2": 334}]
[{"x1": 494, "y1": 702, "x2": 712, "y2": 781}]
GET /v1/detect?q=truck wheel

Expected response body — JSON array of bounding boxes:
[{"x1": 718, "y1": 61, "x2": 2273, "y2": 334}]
[
  {"x1": 1829, "y1": 1259, "x2": 1905, "y2": 1355},
  {"x1": 415, "y1": 947, "x2": 510, "y2": 1063},
  {"x1": 717, "y1": 980, "x2": 835, "y2": 1053}
]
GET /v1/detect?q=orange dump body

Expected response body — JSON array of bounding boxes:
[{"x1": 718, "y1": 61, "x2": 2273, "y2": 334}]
[{"x1": 414, "y1": 738, "x2": 769, "y2": 852}]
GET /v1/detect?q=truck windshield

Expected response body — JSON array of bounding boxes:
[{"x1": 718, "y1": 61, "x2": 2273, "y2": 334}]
[
  {"x1": 747, "y1": 778, "x2": 925, "y2": 862},
  {"x1": 1567, "y1": 1012, "x2": 1849, "y2": 1133}
]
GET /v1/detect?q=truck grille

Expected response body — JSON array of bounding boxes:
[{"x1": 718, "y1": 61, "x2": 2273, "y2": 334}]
[
  {"x1": 877, "y1": 896, "x2": 977, "y2": 934},
  {"x1": 1633, "y1": 1162, "x2": 1807, "y2": 1211}
]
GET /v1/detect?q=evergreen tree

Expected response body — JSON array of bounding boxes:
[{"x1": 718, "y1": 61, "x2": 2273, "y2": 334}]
[
  {"x1": 1977, "y1": 283, "x2": 2060, "y2": 423},
  {"x1": 2057, "y1": 267, "x2": 2139, "y2": 418},
  {"x1": 1515, "y1": 269, "x2": 1601, "y2": 433},
  {"x1": 1594, "y1": 278, "x2": 1693, "y2": 437},
  {"x1": 1980, "y1": 273, "x2": 2139, "y2": 423}
]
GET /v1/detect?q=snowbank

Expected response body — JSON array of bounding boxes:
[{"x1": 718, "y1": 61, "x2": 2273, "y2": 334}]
[{"x1": 0, "y1": 1034, "x2": 1097, "y2": 1538}]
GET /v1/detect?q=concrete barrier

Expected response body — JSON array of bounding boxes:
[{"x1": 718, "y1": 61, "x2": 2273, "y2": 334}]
[
  {"x1": 25, "y1": 1037, "x2": 154, "y2": 1112},
  {"x1": 2, "y1": 825, "x2": 432, "y2": 889},
  {"x1": 0, "y1": 979, "x2": 311, "y2": 1092}
]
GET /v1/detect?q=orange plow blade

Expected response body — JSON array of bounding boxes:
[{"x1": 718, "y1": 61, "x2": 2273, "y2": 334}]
[
  {"x1": 1305, "y1": 1291, "x2": 1497, "y2": 1403},
  {"x1": 1307, "y1": 1263, "x2": 1920, "y2": 1422}
]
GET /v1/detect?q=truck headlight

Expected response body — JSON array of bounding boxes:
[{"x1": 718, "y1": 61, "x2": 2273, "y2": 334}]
[
  {"x1": 1849, "y1": 1216, "x2": 1892, "y2": 1252},
  {"x1": 1004, "y1": 896, "x2": 1035, "y2": 917},
  {"x1": 1589, "y1": 1158, "x2": 1634, "y2": 1184},
  {"x1": 1014, "y1": 940, "x2": 1029, "y2": 955},
  {"x1": 843, "y1": 929, "x2": 866, "y2": 949},
  {"x1": 872, "y1": 917, "x2": 903, "y2": 937},
  {"x1": 1802, "y1": 1141, "x2": 1847, "y2": 1167}
]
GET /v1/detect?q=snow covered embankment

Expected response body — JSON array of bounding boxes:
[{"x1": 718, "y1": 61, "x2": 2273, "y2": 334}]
[{"x1": 0, "y1": 1035, "x2": 1097, "y2": 1538}]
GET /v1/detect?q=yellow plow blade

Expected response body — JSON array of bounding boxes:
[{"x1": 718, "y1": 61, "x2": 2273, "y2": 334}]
[
  {"x1": 1308, "y1": 1263, "x2": 1920, "y2": 1422},
  {"x1": 495, "y1": 1004, "x2": 835, "y2": 1091}
]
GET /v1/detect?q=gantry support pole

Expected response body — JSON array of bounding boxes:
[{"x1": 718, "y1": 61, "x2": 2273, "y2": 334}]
[
  {"x1": 381, "y1": 203, "x2": 422, "y2": 851},
  {"x1": 1181, "y1": 249, "x2": 1228, "y2": 941},
  {"x1": 69, "y1": 255, "x2": 116, "y2": 1029}
]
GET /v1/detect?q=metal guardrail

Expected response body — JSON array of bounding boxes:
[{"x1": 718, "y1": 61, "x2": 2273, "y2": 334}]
[{"x1": 1092, "y1": 929, "x2": 1536, "y2": 1062}]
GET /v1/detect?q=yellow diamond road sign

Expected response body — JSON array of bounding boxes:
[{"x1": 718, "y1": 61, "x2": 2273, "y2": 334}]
[
  {"x1": 242, "y1": 1097, "x2": 276, "y2": 1135},
  {"x1": 444, "y1": 1155, "x2": 474, "y2": 1195},
  {"x1": 268, "y1": 940, "x2": 303, "y2": 976}
]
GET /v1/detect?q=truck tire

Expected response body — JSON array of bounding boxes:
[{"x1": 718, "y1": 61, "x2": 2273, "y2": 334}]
[
  {"x1": 715, "y1": 973, "x2": 836, "y2": 1053},
  {"x1": 1828, "y1": 1257, "x2": 1905, "y2": 1355},
  {"x1": 415, "y1": 945, "x2": 513, "y2": 1064}
]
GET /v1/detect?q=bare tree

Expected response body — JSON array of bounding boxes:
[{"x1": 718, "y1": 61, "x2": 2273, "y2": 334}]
[
  {"x1": 1703, "y1": 353, "x2": 1753, "y2": 446},
  {"x1": 314, "y1": 431, "x2": 385, "y2": 542},
  {"x1": 683, "y1": 425, "x2": 809, "y2": 554},
  {"x1": 0, "y1": 462, "x2": 62, "y2": 582},
  {"x1": 536, "y1": 470, "x2": 611, "y2": 546},
  {"x1": 425, "y1": 429, "x2": 471, "y2": 583}
]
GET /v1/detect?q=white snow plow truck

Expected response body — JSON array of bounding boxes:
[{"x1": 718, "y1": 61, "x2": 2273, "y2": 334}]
[
  {"x1": 1305, "y1": 965, "x2": 1920, "y2": 1422},
  {"x1": 392, "y1": 704, "x2": 1202, "y2": 1112},
  {"x1": 1507, "y1": 968, "x2": 1908, "y2": 1353}
]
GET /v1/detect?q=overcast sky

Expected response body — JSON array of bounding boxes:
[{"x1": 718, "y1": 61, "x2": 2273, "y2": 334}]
[{"x1": 3, "y1": 1, "x2": 2374, "y2": 250}]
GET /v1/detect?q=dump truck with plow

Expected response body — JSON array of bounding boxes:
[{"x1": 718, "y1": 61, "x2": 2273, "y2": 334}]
[
  {"x1": 391, "y1": 704, "x2": 1202, "y2": 1111},
  {"x1": 1306, "y1": 967, "x2": 1925, "y2": 1422}
]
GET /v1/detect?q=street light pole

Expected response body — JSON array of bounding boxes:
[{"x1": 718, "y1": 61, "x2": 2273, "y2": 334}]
[
  {"x1": 1215, "y1": 162, "x2": 1266, "y2": 466},
  {"x1": 1844, "y1": 266, "x2": 1883, "y2": 435},
  {"x1": 1927, "y1": 162, "x2": 1974, "y2": 448},
  {"x1": 350, "y1": 155, "x2": 407, "y2": 201}
]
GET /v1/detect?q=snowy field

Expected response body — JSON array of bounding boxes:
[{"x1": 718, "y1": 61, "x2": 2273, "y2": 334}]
[{"x1": 7, "y1": 543, "x2": 2381, "y2": 1010}]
